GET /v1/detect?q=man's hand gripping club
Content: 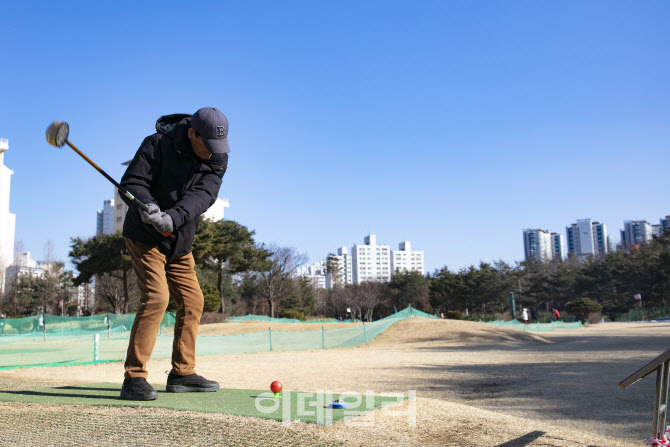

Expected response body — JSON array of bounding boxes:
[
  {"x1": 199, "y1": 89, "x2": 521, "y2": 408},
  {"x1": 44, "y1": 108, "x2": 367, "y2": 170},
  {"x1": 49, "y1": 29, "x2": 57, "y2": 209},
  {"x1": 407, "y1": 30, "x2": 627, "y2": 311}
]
[{"x1": 140, "y1": 204, "x2": 174, "y2": 237}]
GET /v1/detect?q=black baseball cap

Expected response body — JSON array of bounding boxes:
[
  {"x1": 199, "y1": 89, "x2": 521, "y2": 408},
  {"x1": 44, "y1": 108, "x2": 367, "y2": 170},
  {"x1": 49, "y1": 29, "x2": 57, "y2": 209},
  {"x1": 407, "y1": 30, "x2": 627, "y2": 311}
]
[{"x1": 190, "y1": 107, "x2": 230, "y2": 154}]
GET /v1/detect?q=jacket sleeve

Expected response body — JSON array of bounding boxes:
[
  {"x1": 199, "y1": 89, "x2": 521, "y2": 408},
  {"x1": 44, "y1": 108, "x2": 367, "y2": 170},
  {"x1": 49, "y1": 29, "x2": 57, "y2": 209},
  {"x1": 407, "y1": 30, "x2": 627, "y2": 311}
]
[
  {"x1": 119, "y1": 136, "x2": 161, "y2": 210},
  {"x1": 165, "y1": 153, "x2": 228, "y2": 230}
]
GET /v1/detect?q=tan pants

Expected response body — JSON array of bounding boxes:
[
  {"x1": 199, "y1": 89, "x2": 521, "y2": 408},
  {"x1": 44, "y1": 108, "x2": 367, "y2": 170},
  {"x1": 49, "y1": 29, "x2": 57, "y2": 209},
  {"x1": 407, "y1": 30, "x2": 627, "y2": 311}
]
[{"x1": 124, "y1": 238, "x2": 204, "y2": 379}]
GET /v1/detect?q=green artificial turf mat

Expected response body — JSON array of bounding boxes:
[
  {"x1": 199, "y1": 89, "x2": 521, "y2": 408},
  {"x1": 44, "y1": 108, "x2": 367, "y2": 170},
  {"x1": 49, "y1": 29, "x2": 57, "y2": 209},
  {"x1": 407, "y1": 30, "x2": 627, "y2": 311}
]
[{"x1": 0, "y1": 383, "x2": 407, "y2": 425}]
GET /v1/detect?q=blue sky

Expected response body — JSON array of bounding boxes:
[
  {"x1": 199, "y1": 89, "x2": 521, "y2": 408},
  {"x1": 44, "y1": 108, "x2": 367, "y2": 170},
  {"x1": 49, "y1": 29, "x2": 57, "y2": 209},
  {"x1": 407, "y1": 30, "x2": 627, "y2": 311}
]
[{"x1": 0, "y1": 1, "x2": 668, "y2": 274}]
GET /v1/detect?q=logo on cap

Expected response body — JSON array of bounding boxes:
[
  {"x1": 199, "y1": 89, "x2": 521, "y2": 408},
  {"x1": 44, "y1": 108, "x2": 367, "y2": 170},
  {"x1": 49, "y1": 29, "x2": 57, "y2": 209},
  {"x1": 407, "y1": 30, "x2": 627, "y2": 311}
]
[{"x1": 217, "y1": 126, "x2": 225, "y2": 137}]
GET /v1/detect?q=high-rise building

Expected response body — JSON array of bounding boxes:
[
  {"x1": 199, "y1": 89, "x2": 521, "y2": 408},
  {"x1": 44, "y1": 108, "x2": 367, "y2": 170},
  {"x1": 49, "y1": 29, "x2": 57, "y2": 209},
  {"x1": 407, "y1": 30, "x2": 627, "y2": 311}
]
[
  {"x1": 5, "y1": 252, "x2": 46, "y2": 288},
  {"x1": 660, "y1": 216, "x2": 670, "y2": 232},
  {"x1": 523, "y1": 229, "x2": 553, "y2": 262},
  {"x1": 620, "y1": 220, "x2": 653, "y2": 251},
  {"x1": 113, "y1": 188, "x2": 129, "y2": 233},
  {"x1": 325, "y1": 247, "x2": 353, "y2": 288},
  {"x1": 652, "y1": 225, "x2": 662, "y2": 237},
  {"x1": 551, "y1": 233, "x2": 565, "y2": 260},
  {"x1": 566, "y1": 219, "x2": 608, "y2": 259},
  {"x1": 96, "y1": 199, "x2": 115, "y2": 235},
  {"x1": 592, "y1": 222, "x2": 608, "y2": 256},
  {"x1": 296, "y1": 261, "x2": 327, "y2": 289},
  {"x1": 0, "y1": 138, "x2": 16, "y2": 293},
  {"x1": 314, "y1": 235, "x2": 425, "y2": 288},
  {"x1": 391, "y1": 241, "x2": 425, "y2": 275},
  {"x1": 352, "y1": 235, "x2": 392, "y2": 284}
]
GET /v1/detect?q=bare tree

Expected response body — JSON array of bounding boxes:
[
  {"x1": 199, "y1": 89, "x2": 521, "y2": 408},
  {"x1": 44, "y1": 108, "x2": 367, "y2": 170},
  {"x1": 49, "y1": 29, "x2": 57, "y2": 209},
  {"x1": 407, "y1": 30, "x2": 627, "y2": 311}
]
[
  {"x1": 337, "y1": 281, "x2": 387, "y2": 322},
  {"x1": 95, "y1": 272, "x2": 139, "y2": 314},
  {"x1": 257, "y1": 245, "x2": 308, "y2": 318},
  {"x1": 313, "y1": 287, "x2": 330, "y2": 316},
  {"x1": 326, "y1": 285, "x2": 351, "y2": 319}
]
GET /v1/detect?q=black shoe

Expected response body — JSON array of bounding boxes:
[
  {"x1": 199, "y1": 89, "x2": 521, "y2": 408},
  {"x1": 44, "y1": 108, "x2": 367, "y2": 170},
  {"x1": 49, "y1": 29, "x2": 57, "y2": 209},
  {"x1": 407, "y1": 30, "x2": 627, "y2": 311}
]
[
  {"x1": 120, "y1": 378, "x2": 158, "y2": 401},
  {"x1": 166, "y1": 373, "x2": 220, "y2": 393}
]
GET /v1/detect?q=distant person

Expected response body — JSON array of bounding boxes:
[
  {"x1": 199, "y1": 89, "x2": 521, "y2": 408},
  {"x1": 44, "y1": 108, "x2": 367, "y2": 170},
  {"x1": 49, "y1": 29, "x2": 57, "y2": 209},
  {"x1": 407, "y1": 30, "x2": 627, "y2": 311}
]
[
  {"x1": 522, "y1": 308, "x2": 529, "y2": 324},
  {"x1": 32, "y1": 316, "x2": 38, "y2": 332},
  {"x1": 440, "y1": 312, "x2": 445, "y2": 319},
  {"x1": 38, "y1": 314, "x2": 44, "y2": 332},
  {"x1": 531, "y1": 309, "x2": 538, "y2": 324},
  {"x1": 0, "y1": 313, "x2": 5, "y2": 334},
  {"x1": 553, "y1": 308, "x2": 561, "y2": 321}
]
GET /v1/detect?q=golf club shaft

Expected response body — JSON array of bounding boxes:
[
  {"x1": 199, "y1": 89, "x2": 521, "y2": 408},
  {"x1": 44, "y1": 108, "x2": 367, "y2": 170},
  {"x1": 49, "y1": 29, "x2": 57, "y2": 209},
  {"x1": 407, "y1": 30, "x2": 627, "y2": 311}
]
[{"x1": 65, "y1": 140, "x2": 149, "y2": 213}]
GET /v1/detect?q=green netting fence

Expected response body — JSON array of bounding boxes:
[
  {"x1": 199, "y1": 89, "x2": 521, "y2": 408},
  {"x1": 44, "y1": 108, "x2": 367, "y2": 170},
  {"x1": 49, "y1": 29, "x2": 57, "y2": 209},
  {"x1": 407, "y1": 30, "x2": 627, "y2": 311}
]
[
  {"x1": 614, "y1": 307, "x2": 670, "y2": 322},
  {"x1": 484, "y1": 319, "x2": 583, "y2": 332},
  {"x1": 228, "y1": 315, "x2": 358, "y2": 324},
  {"x1": 0, "y1": 312, "x2": 175, "y2": 342},
  {"x1": 0, "y1": 307, "x2": 436, "y2": 370}
]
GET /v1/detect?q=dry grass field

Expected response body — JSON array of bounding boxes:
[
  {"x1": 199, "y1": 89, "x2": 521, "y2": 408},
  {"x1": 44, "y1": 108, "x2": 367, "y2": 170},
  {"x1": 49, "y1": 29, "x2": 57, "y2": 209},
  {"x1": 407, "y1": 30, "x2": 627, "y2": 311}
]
[{"x1": 0, "y1": 318, "x2": 668, "y2": 446}]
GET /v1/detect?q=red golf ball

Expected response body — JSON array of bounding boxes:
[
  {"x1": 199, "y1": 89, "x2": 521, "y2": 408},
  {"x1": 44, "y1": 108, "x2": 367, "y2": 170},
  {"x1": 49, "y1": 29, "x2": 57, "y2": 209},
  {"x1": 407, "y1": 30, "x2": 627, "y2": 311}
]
[{"x1": 270, "y1": 381, "x2": 283, "y2": 394}]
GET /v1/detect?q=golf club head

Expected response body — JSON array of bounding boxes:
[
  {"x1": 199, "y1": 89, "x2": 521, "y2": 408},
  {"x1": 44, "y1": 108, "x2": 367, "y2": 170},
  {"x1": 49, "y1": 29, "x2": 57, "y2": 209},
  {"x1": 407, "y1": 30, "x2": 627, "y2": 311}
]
[{"x1": 46, "y1": 121, "x2": 69, "y2": 147}]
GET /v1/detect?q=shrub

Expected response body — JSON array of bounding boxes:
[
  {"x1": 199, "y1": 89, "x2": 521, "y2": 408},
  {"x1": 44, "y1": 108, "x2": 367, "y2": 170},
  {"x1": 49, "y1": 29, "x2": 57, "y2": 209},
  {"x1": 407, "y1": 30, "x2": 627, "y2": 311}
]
[
  {"x1": 7, "y1": 319, "x2": 35, "y2": 334},
  {"x1": 200, "y1": 283, "x2": 221, "y2": 313},
  {"x1": 200, "y1": 312, "x2": 225, "y2": 325},
  {"x1": 566, "y1": 297, "x2": 602, "y2": 324},
  {"x1": 446, "y1": 311, "x2": 465, "y2": 320},
  {"x1": 279, "y1": 310, "x2": 306, "y2": 321}
]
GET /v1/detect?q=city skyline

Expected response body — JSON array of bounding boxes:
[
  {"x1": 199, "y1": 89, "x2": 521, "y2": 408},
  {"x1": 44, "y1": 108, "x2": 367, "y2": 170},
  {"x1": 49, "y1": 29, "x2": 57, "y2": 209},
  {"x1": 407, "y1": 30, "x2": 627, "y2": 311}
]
[
  {"x1": 524, "y1": 215, "x2": 669, "y2": 262},
  {"x1": 0, "y1": 1, "x2": 667, "y2": 275},
  {"x1": 297, "y1": 234, "x2": 424, "y2": 288}
]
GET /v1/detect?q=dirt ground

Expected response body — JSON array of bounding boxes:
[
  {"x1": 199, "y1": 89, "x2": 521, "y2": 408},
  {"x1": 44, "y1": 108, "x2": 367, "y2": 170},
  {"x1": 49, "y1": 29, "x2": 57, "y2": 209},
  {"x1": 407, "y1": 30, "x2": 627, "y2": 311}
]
[{"x1": 1, "y1": 318, "x2": 668, "y2": 446}]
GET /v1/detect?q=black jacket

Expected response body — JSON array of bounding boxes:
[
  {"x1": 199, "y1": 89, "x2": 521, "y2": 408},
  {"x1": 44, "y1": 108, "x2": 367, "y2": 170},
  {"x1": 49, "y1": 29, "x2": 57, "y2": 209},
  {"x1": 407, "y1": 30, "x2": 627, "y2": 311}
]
[{"x1": 120, "y1": 114, "x2": 228, "y2": 259}]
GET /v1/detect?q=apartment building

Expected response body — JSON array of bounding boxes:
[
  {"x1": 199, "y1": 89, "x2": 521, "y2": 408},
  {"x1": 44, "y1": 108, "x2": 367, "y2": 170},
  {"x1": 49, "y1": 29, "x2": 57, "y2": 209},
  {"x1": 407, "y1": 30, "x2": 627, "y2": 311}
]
[
  {"x1": 325, "y1": 246, "x2": 353, "y2": 288},
  {"x1": 96, "y1": 199, "x2": 115, "y2": 235},
  {"x1": 620, "y1": 220, "x2": 653, "y2": 251},
  {"x1": 523, "y1": 229, "x2": 553, "y2": 261},
  {"x1": 566, "y1": 219, "x2": 608, "y2": 259},
  {"x1": 296, "y1": 260, "x2": 327, "y2": 289},
  {"x1": 351, "y1": 235, "x2": 392, "y2": 284},
  {"x1": 391, "y1": 241, "x2": 425, "y2": 275}
]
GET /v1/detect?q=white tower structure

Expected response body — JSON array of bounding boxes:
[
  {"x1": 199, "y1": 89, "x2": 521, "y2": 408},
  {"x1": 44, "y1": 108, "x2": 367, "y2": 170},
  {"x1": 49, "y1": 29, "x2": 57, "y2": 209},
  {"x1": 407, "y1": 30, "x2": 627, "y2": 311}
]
[
  {"x1": 352, "y1": 235, "x2": 392, "y2": 284},
  {"x1": 523, "y1": 229, "x2": 553, "y2": 262},
  {"x1": 391, "y1": 241, "x2": 425, "y2": 275},
  {"x1": 566, "y1": 218, "x2": 608, "y2": 259},
  {"x1": 0, "y1": 139, "x2": 16, "y2": 293}
]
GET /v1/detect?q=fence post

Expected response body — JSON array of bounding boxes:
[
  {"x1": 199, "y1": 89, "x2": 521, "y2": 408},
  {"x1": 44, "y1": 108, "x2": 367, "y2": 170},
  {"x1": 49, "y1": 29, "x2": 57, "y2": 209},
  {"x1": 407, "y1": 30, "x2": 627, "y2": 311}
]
[
  {"x1": 42, "y1": 312, "x2": 46, "y2": 342},
  {"x1": 363, "y1": 322, "x2": 367, "y2": 343},
  {"x1": 93, "y1": 334, "x2": 99, "y2": 361},
  {"x1": 269, "y1": 326, "x2": 273, "y2": 351},
  {"x1": 322, "y1": 326, "x2": 325, "y2": 349},
  {"x1": 106, "y1": 313, "x2": 110, "y2": 339}
]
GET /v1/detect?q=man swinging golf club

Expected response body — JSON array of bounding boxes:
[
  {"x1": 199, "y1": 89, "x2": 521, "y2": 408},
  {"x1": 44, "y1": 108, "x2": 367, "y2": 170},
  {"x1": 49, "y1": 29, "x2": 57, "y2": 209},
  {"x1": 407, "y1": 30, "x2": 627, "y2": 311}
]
[{"x1": 119, "y1": 107, "x2": 229, "y2": 400}]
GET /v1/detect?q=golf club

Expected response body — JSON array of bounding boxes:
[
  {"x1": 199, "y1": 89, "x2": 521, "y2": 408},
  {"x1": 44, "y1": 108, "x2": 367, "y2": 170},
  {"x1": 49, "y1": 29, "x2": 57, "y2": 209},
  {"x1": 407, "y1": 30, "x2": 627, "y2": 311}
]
[{"x1": 45, "y1": 121, "x2": 172, "y2": 237}]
